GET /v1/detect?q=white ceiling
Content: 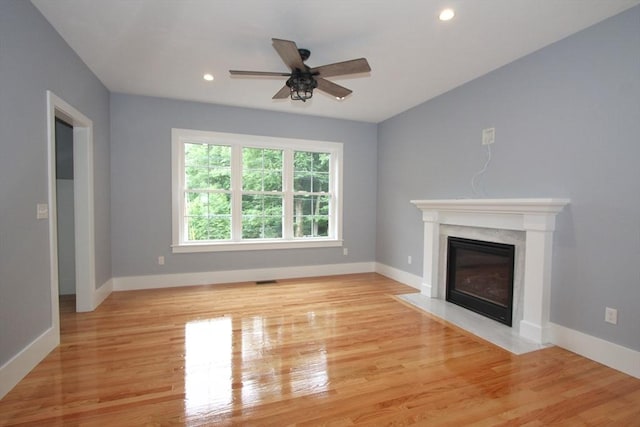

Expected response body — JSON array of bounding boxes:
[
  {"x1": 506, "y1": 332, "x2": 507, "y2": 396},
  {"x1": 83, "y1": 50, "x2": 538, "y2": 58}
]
[{"x1": 33, "y1": 0, "x2": 639, "y2": 123}]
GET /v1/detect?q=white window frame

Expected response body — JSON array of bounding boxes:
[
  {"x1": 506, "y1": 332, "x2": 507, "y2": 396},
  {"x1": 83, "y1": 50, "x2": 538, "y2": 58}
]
[{"x1": 171, "y1": 128, "x2": 343, "y2": 252}]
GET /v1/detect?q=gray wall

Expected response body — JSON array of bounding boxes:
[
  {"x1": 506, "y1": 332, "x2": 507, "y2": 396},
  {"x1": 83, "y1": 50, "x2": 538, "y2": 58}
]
[
  {"x1": 0, "y1": 1, "x2": 111, "y2": 365},
  {"x1": 56, "y1": 180, "x2": 76, "y2": 295},
  {"x1": 110, "y1": 94, "x2": 377, "y2": 277},
  {"x1": 377, "y1": 6, "x2": 640, "y2": 351}
]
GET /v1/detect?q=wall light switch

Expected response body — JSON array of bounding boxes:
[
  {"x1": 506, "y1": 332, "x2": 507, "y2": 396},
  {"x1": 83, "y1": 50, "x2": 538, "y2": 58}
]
[
  {"x1": 158, "y1": 256, "x2": 165, "y2": 265},
  {"x1": 37, "y1": 203, "x2": 49, "y2": 219}
]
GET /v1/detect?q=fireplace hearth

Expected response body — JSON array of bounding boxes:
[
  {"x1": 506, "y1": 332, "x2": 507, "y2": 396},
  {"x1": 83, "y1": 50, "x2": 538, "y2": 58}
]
[{"x1": 446, "y1": 237, "x2": 515, "y2": 326}]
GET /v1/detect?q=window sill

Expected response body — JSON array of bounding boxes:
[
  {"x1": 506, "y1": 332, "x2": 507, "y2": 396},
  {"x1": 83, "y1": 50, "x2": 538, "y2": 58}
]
[{"x1": 171, "y1": 239, "x2": 343, "y2": 253}]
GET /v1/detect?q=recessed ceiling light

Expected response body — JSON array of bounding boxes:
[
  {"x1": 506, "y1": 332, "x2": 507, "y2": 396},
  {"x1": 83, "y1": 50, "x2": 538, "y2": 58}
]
[
  {"x1": 203, "y1": 73, "x2": 214, "y2": 81},
  {"x1": 336, "y1": 97, "x2": 345, "y2": 101},
  {"x1": 439, "y1": 8, "x2": 455, "y2": 21}
]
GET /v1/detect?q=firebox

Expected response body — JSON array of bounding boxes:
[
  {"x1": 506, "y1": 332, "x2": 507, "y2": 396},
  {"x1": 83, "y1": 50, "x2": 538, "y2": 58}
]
[{"x1": 446, "y1": 237, "x2": 515, "y2": 326}]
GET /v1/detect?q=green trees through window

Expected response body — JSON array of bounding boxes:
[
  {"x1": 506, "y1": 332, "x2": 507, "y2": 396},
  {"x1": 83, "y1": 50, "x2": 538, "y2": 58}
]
[
  {"x1": 293, "y1": 152, "x2": 330, "y2": 237},
  {"x1": 180, "y1": 138, "x2": 336, "y2": 243},
  {"x1": 185, "y1": 143, "x2": 232, "y2": 240},
  {"x1": 242, "y1": 148, "x2": 283, "y2": 239}
]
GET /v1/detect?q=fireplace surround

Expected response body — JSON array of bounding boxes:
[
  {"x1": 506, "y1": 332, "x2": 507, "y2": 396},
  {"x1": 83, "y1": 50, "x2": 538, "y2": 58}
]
[{"x1": 411, "y1": 198, "x2": 569, "y2": 344}]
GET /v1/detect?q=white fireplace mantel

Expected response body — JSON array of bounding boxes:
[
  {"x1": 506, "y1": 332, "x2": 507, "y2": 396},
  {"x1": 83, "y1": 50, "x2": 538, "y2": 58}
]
[{"x1": 411, "y1": 198, "x2": 570, "y2": 344}]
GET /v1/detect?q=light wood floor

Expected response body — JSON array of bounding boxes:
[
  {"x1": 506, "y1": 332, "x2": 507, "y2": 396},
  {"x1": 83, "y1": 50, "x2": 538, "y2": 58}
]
[{"x1": 1, "y1": 273, "x2": 639, "y2": 426}]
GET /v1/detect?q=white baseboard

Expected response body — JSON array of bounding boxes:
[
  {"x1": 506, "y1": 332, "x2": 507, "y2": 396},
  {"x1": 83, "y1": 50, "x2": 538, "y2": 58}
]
[
  {"x1": 375, "y1": 262, "x2": 422, "y2": 290},
  {"x1": 549, "y1": 322, "x2": 639, "y2": 379},
  {"x1": 93, "y1": 278, "x2": 113, "y2": 308},
  {"x1": 113, "y1": 262, "x2": 376, "y2": 291},
  {"x1": 0, "y1": 326, "x2": 58, "y2": 399}
]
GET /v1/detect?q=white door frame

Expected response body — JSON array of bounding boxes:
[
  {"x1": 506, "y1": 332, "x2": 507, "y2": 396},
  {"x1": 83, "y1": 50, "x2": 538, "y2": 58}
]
[{"x1": 47, "y1": 91, "x2": 96, "y2": 336}]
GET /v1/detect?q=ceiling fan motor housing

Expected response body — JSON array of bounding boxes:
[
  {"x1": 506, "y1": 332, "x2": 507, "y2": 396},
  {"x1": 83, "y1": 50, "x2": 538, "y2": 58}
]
[{"x1": 298, "y1": 48, "x2": 311, "y2": 62}]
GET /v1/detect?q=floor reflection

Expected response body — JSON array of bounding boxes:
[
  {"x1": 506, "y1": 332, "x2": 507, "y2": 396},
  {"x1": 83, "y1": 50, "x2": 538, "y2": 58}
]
[
  {"x1": 185, "y1": 317, "x2": 232, "y2": 413},
  {"x1": 184, "y1": 310, "x2": 332, "y2": 418}
]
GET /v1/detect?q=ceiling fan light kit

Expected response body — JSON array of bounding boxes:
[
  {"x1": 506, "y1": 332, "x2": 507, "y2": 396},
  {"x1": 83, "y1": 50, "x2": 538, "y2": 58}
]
[
  {"x1": 287, "y1": 70, "x2": 318, "y2": 102},
  {"x1": 230, "y1": 38, "x2": 370, "y2": 103}
]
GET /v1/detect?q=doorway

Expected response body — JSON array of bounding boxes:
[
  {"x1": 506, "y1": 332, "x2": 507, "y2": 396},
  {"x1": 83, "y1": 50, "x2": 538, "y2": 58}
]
[{"x1": 47, "y1": 91, "x2": 96, "y2": 341}]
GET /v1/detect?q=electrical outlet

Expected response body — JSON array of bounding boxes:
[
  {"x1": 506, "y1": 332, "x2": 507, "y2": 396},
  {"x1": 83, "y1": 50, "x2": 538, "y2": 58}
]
[
  {"x1": 158, "y1": 256, "x2": 165, "y2": 265},
  {"x1": 343, "y1": 248, "x2": 348, "y2": 256},
  {"x1": 605, "y1": 307, "x2": 617, "y2": 325},
  {"x1": 482, "y1": 127, "x2": 495, "y2": 145},
  {"x1": 408, "y1": 255, "x2": 412, "y2": 264}
]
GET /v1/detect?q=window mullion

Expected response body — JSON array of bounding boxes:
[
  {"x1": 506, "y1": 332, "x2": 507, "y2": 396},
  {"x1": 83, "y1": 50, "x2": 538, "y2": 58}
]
[
  {"x1": 231, "y1": 144, "x2": 243, "y2": 241},
  {"x1": 282, "y1": 149, "x2": 294, "y2": 240}
]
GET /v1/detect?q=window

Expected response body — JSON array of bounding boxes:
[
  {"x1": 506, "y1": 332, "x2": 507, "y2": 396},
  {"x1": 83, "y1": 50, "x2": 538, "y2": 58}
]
[{"x1": 172, "y1": 129, "x2": 343, "y2": 252}]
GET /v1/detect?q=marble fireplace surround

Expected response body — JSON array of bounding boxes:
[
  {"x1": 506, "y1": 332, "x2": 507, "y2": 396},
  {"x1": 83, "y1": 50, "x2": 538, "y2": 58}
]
[{"x1": 411, "y1": 198, "x2": 570, "y2": 345}]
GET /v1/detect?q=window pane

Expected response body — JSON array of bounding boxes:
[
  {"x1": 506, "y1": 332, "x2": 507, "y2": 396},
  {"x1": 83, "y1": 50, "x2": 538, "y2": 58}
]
[
  {"x1": 208, "y1": 169, "x2": 231, "y2": 190},
  {"x1": 242, "y1": 194, "x2": 282, "y2": 239},
  {"x1": 294, "y1": 171, "x2": 311, "y2": 192},
  {"x1": 186, "y1": 216, "x2": 231, "y2": 241},
  {"x1": 186, "y1": 167, "x2": 230, "y2": 190},
  {"x1": 242, "y1": 217, "x2": 283, "y2": 239},
  {"x1": 185, "y1": 166, "x2": 209, "y2": 190},
  {"x1": 263, "y1": 172, "x2": 282, "y2": 192},
  {"x1": 185, "y1": 192, "x2": 231, "y2": 216},
  {"x1": 185, "y1": 192, "x2": 231, "y2": 240},
  {"x1": 293, "y1": 195, "x2": 330, "y2": 237},
  {"x1": 185, "y1": 143, "x2": 231, "y2": 167},
  {"x1": 242, "y1": 194, "x2": 283, "y2": 216},
  {"x1": 208, "y1": 145, "x2": 231, "y2": 167},
  {"x1": 294, "y1": 151, "x2": 312, "y2": 172},
  {"x1": 294, "y1": 151, "x2": 330, "y2": 192},
  {"x1": 185, "y1": 144, "x2": 231, "y2": 190},
  {"x1": 185, "y1": 143, "x2": 208, "y2": 166},
  {"x1": 312, "y1": 173, "x2": 329, "y2": 193},
  {"x1": 242, "y1": 170, "x2": 282, "y2": 192},
  {"x1": 243, "y1": 148, "x2": 283, "y2": 192},
  {"x1": 314, "y1": 153, "x2": 330, "y2": 173},
  {"x1": 242, "y1": 147, "x2": 263, "y2": 169},
  {"x1": 242, "y1": 171, "x2": 262, "y2": 192}
]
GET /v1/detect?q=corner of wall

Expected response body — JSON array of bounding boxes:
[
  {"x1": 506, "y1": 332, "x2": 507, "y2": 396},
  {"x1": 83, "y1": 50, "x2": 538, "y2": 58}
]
[
  {"x1": 0, "y1": 327, "x2": 59, "y2": 399},
  {"x1": 375, "y1": 263, "x2": 422, "y2": 290},
  {"x1": 93, "y1": 277, "x2": 113, "y2": 309}
]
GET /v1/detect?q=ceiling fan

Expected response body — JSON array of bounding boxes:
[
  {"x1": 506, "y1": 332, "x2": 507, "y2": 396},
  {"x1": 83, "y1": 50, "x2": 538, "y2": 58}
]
[{"x1": 230, "y1": 38, "x2": 371, "y2": 102}]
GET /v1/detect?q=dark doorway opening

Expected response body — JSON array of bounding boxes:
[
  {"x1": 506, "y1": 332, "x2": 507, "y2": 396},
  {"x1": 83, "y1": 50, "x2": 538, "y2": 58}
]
[{"x1": 446, "y1": 237, "x2": 515, "y2": 326}]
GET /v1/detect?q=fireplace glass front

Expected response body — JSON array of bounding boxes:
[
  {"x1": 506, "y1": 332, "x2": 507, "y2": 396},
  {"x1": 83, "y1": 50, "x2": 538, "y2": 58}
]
[{"x1": 446, "y1": 237, "x2": 515, "y2": 326}]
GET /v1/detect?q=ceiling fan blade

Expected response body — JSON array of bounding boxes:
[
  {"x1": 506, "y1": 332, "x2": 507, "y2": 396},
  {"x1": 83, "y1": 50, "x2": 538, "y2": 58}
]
[
  {"x1": 230, "y1": 70, "x2": 291, "y2": 77},
  {"x1": 272, "y1": 38, "x2": 306, "y2": 71},
  {"x1": 311, "y1": 58, "x2": 371, "y2": 78},
  {"x1": 316, "y1": 78, "x2": 352, "y2": 99},
  {"x1": 272, "y1": 85, "x2": 290, "y2": 99}
]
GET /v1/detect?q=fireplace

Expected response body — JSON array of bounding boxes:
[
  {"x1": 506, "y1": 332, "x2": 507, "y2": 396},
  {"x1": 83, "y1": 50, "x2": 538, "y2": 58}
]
[
  {"x1": 446, "y1": 237, "x2": 515, "y2": 326},
  {"x1": 411, "y1": 198, "x2": 570, "y2": 344}
]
